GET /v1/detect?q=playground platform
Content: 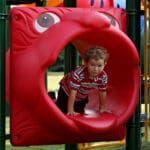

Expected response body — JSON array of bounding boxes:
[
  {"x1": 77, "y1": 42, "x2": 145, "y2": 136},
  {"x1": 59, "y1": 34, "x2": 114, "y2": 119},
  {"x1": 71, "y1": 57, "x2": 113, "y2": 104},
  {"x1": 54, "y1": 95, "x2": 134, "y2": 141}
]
[
  {"x1": 94, "y1": 142, "x2": 150, "y2": 150},
  {"x1": 100, "y1": 142, "x2": 150, "y2": 150},
  {"x1": 77, "y1": 142, "x2": 150, "y2": 150}
]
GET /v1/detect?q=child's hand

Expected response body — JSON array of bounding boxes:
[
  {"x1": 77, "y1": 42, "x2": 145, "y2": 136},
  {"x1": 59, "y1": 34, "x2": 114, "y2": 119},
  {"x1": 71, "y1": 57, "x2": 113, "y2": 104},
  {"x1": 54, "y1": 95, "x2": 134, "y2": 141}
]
[{"x1": 67, "y1": 111, "x2": 80, "y2": 116}]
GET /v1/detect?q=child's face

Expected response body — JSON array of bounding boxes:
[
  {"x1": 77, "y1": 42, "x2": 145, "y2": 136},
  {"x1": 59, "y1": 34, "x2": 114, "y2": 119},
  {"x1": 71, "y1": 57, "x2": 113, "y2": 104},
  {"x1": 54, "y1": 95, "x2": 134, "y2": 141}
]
[{"x1": 86, "y1": 58, "x2": 106, "y2": 77}]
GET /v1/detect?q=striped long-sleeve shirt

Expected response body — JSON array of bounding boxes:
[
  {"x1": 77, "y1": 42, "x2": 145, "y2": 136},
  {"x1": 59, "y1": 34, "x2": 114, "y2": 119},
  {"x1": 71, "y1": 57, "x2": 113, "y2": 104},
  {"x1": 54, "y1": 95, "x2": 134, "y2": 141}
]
[{"x1": 60, "y1": 65, "x2": 108, "y2": 101}]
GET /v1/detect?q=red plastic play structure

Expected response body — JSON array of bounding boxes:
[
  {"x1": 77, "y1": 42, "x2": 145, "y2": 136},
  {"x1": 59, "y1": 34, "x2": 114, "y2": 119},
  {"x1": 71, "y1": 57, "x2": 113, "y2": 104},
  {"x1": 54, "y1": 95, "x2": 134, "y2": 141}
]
[
  {"x1": 77, "y1": 0, "x2": 114, "y2": 8},
  {"x1": 8, "y1": 7, "x2": 140, "y2": 145}
]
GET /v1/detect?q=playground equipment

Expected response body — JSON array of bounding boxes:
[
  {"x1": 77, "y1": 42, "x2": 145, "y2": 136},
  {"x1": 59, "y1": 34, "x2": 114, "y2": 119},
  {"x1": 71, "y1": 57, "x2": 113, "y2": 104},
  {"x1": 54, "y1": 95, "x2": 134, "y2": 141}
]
[
  {"x1": 7, "y1": 6, "x2": 140, "y2": 146},
  {"x1": 77, "y1": 0, "x2": 114, "y2": 8},
  {"x1": 143, "y1": 0, "x2": 150, "y2": 142}
]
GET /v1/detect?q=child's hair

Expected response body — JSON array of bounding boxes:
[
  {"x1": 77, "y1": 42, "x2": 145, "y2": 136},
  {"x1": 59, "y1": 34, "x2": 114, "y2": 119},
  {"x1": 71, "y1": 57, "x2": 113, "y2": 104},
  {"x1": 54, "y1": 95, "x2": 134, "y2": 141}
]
[{"x1": 84, "y1": 46, "x2": 109, "y2": 63}]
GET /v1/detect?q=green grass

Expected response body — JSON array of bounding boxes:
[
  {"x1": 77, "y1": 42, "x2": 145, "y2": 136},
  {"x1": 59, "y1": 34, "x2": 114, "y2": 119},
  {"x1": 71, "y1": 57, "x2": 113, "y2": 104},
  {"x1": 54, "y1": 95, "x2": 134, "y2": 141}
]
[
  {"x1": 47, "y1": 72, "x2": 64, "y2": 91},
  {"x1": 6, "y1": 144, "x2": 64, "y2": 150}
]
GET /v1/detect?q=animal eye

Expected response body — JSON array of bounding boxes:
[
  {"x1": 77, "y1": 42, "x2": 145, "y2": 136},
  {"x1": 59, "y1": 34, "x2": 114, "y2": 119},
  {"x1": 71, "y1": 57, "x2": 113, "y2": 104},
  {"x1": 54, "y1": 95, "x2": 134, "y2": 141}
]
[
  {"x1": 101, "y1": 13, "x2": 120, "y2": 29},
  {"x1": 35, "y1": 12, "x2": 60, "y2": 33}
]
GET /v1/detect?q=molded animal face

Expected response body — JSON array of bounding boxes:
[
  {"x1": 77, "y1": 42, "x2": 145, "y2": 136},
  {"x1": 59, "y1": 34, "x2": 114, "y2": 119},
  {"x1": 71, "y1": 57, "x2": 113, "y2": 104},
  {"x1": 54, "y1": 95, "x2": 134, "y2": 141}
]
[
  {"x1": 9, "y1": 7, "x2": 139, "y2": 146},
  {"x1": 10, "y1": 7, "x2": 121, "y2": 66}
]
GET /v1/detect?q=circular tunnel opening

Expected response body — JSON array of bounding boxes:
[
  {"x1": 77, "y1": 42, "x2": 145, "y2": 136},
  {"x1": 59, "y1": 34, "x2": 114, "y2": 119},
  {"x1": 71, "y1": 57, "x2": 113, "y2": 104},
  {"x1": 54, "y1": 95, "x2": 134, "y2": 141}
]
[{"x1": 43, "y1": 26, "x2": 140, "y2": 125}]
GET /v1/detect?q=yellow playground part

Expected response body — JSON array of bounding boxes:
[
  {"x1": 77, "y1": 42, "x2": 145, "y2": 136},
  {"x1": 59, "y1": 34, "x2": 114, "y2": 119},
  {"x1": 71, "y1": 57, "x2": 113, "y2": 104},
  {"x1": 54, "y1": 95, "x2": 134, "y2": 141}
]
[{"x1": 46, "y1": 0, "x2": 63, "y2": 7}]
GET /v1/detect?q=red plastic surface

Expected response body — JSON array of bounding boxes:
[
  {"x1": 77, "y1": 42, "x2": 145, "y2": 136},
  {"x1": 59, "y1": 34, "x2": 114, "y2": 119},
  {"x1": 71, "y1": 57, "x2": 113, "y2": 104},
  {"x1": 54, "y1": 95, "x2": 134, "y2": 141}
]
[
  {"x1": 77, "y1": 0, "x2": 114, "y2": 8},
  {"x1": 8, "y1": 7, "x2": 140, "y2": 145}
]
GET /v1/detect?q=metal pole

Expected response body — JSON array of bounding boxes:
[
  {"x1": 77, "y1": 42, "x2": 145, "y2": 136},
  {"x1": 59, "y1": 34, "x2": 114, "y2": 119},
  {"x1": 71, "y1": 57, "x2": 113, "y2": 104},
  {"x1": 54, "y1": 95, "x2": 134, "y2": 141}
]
[
  {"x1": 126, "y1": 0, "x2": 141, "y2": 150},
  {"x1": 63, "y1": 0, "x2": 78, "y2": 71},
  {"x1": 5, "y1": 5, "x2": 10, "y2": 118},
  {"x1": 0, "y1": 0, "x2": 7, "y2": 149},
  {"x1": 64, "y1": 0, "x2": 79, "y2": 75},
  {"x1": 64, "y1": 0, "x2": 78, "y2": 150},
  {"x1": 64, "y1": 43, "x2": 80, "y2": 74},
  {"x1": 143, "y1": 0, "x2": 149, "y2": 142},
  {"x1": 64, "y1": 0, "x2": 76, "y2": 7},
  {"x1": 36, "y1": 0, "x2": 46, "y2": 6}
]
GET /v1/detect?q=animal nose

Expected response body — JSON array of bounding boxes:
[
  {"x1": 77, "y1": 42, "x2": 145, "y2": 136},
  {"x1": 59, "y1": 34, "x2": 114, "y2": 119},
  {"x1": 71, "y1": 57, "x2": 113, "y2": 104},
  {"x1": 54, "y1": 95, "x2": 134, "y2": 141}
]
[
  {"x1": 81, "y1": 11, "x2": 111, "y2": 29},
  {"x1": 65, "y1": 9, "x2": 110, "y2": 29}
]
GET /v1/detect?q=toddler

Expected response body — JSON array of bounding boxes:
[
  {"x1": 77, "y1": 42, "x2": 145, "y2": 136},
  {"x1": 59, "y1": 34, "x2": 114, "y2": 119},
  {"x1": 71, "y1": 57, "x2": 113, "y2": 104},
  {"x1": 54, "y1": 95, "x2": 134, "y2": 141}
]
[{"x1": 56, "y1": 46, "x2": 109, "y2": 115}]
